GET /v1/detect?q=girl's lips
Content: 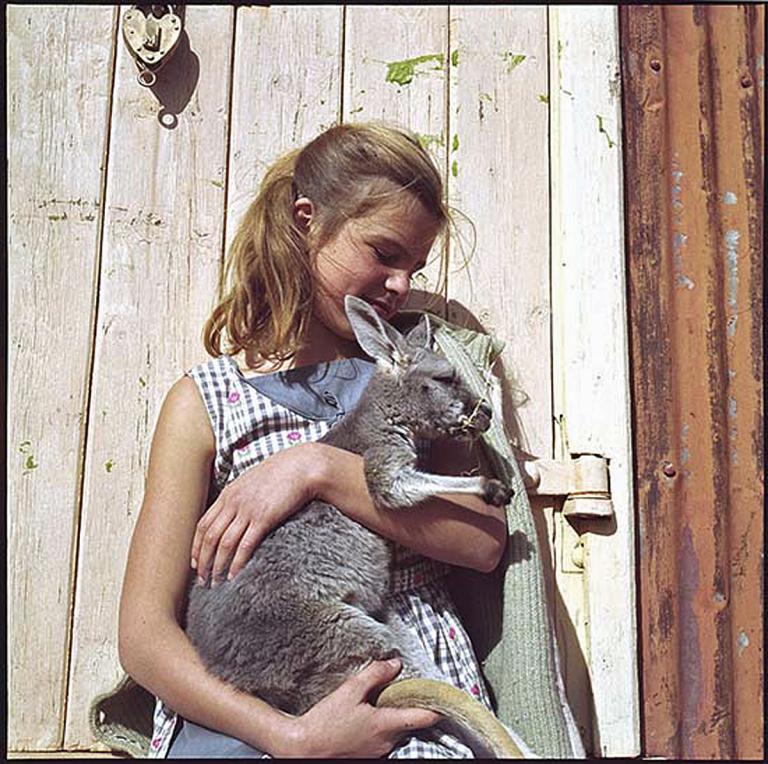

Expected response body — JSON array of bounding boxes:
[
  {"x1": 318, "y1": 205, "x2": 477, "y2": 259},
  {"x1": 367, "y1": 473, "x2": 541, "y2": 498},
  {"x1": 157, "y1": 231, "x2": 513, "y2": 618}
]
[{"x1": 365, "y1": 298, "x2": 396, "y2": 320}]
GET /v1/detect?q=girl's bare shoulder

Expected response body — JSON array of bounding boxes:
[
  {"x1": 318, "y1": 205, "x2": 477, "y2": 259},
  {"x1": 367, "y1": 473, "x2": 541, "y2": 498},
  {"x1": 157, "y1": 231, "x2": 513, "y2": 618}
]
[{"x1": 153, "y1": 375, "x2": 215, "y2": 455}]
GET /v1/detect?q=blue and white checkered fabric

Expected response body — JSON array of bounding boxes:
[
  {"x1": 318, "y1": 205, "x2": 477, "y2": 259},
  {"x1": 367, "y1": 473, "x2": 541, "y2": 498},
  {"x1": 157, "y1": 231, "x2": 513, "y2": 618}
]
[{"x1": 150, "y1": 355, "x2": 494, "y2": 758}]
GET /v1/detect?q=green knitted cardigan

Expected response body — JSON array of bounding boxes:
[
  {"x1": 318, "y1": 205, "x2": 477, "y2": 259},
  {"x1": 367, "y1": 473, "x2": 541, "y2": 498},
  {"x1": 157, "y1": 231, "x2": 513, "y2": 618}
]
[{"x1": 89, "y1": 316, "x2": 584, "y2": 758}]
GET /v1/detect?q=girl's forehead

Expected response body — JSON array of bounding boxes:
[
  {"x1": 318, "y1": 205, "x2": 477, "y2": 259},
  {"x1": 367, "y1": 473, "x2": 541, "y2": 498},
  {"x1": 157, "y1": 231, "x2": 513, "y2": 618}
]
[{"x1": 353, "y1": 194, "x2": 441, "y2": 242}]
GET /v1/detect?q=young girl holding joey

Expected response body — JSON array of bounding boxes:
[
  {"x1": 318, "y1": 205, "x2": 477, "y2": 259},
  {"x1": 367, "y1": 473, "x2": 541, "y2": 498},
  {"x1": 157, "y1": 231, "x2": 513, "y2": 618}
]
[{"x1": 118, "y1": 122, "x2": 509, "y2": 758}]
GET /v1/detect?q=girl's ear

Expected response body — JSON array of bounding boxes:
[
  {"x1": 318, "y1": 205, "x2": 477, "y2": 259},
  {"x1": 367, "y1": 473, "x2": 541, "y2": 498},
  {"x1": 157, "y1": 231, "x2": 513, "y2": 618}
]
[
  {"x1": 293, "y1": 197, "x2": 314, "y2": 231},
  {"x1": 344, "y1": 295, "x2": 407, "y2": 371}
]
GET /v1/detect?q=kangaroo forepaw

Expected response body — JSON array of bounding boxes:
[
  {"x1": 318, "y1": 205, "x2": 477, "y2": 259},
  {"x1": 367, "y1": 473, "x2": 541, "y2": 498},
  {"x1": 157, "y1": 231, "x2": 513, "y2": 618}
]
[{"x1": 483, "y1": 479, "x2": 514, "y2": 506}]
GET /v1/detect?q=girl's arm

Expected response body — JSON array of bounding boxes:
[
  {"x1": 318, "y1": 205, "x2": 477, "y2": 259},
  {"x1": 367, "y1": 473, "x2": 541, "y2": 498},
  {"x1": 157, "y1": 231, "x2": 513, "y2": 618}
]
[
  {"x1": 119, "y1": 377, "x2": 438, "y2": 757},
  {"x1": 194, "y1": 437, "x2": 508, "y2": 584}
]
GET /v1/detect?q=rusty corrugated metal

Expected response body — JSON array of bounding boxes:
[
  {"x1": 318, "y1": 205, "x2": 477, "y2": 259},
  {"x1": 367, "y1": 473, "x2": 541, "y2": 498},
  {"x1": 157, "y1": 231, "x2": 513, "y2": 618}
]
[{"x1": 620, "y1": 4, "x2": 763, "y2": 760}]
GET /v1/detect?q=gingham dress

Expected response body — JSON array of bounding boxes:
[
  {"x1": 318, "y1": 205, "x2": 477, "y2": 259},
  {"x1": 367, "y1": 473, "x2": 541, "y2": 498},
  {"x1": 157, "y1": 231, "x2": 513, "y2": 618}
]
[{"x1": 150, "y1": 355, "x2": 494, "y2": 758}]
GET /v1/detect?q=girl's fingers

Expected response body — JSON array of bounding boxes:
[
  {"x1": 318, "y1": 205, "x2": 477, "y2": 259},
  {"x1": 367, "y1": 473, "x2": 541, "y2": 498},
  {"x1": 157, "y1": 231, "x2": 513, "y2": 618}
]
[
  {"x1": 195, "y1": 506, "x2": 237, "y2": 581},
  {"x1": 190, "y1": 496, "x2": 225, "y2": 565},
  {"x1": 210, "y1": 516, "x2": 248, "y2": 583},
  {"x1": 228, "y1": 524, "x2": 266, "y2": 580}
]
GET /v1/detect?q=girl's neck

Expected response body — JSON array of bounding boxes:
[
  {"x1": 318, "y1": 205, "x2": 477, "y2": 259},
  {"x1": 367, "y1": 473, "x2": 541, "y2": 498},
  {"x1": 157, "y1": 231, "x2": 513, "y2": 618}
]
[{"x1": 237, "y1": 319, "x2": 363, "y2": 376}]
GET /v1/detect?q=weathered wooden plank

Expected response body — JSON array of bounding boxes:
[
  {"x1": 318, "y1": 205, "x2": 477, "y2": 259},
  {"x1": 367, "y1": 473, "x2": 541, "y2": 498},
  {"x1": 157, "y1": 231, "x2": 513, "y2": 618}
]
[
  {"x1": 64, "y1": 6, "x2": 234, "y2": 748},
  {"x1": 224, "y1": 5, "x2": 343, "y2": 254},
  {"x1": 446, "y1": 5, "x2": 551, "y2": 458},
  {"x1": 549, "y1": 7, "x2": 640, "y2": 756},
  {"x1": 7, "y1": 5, "x2": 117, "y2": 750},
  {"x1": 343, "y1": 5, "x2": 448, "y2": 300}
]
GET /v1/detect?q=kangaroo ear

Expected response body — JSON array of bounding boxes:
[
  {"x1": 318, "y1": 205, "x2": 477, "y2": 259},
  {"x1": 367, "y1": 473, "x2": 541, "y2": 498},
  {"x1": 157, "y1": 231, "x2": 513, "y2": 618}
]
[
  {"x1": 405, "y1": 313, "x2": 432, "y2": 350},
  {"x1": 344, "y1": 295, "x2": 407, "y2": 370}
]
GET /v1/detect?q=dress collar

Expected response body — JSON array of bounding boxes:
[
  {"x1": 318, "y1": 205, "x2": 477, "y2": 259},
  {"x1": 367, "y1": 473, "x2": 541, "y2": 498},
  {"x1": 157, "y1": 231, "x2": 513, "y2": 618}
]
[{"x1": 226, "y1": 356, "x2": 376, "y2": 421}]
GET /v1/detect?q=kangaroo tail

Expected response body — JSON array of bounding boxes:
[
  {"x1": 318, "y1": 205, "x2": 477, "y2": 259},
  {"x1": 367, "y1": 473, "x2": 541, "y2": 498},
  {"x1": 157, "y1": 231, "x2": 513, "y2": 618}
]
[{"x1": 375, "y1": 678, "x2": 532, "y2": 758}]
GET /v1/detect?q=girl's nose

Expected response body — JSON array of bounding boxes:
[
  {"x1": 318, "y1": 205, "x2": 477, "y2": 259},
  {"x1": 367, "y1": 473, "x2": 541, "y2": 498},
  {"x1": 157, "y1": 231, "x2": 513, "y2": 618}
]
[{"x1": 385, "y1": 270, "x2": 411, "y2": 298}]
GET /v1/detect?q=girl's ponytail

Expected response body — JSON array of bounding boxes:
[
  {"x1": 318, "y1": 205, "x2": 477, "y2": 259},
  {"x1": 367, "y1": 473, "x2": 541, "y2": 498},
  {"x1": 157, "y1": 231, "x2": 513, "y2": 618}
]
[{"x1": 203, "y1": 149, "x2": 313, "y2": 365}]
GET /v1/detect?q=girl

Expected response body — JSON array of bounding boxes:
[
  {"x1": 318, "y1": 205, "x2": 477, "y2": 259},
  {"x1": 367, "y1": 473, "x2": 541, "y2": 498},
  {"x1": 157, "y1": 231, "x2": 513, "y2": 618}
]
[{"x1": 118, "y1": 122, "x2": 508, "y2": 758}]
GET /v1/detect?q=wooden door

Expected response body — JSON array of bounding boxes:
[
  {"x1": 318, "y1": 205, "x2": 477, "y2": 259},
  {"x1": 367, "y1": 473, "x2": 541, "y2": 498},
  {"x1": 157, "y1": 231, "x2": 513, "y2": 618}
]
[{"x1": 7, "y1": 5, "x2": 638, "y2": 756}]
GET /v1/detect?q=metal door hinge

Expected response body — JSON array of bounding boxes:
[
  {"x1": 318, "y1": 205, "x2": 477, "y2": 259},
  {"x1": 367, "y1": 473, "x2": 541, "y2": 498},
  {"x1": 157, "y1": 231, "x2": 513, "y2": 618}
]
[{"x1": 517, "y1": 453, "x2": 614, "y2": 519}]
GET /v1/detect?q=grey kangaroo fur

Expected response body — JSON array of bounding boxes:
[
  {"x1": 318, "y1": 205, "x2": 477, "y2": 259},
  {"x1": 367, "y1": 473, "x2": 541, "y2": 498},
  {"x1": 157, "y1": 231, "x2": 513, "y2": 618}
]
[{"x1": 185, "y1": 295, "x2": 524, "y2": 757}]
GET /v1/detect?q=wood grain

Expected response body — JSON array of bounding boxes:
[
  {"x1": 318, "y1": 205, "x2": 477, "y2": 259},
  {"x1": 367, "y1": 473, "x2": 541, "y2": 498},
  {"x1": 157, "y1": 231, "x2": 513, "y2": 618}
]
[
  {"x1": 64, "y1": 6, "x2": 234, "y2": 748},
  {"x1": 7, "y1": 5, "x2": 118, "y2": 750},
  {"x1": 549, "y1": 6, "x2": 639, "y2": 756}
]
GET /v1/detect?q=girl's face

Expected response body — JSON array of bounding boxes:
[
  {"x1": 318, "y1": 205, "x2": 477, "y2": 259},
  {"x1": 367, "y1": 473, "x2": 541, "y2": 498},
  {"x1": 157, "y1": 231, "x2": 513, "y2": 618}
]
[{"x1": 307, "y1": 192, "x2": 441, "y2": 345}]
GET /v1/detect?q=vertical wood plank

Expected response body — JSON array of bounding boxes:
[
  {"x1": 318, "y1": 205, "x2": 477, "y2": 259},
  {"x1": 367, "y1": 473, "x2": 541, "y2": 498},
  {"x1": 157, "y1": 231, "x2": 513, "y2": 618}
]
[
  {"x1": 549, "y1": 6, "x2": 640, "y2": 756},
  {"x1": 7, "y1": 5, "x2": 117, "y2": 750},
  {"x1": 343, "y1": 5, "x2": 448, "y2": 296},
  {"x1": 64, "y1": 6, "x2": 234, "y2": 747},
  {"x1": 446, "y1": 5, "x2": 551, "y2": 458},
  {"x1": 225, "y1": 5, "x2": 343, "y2": 254}
]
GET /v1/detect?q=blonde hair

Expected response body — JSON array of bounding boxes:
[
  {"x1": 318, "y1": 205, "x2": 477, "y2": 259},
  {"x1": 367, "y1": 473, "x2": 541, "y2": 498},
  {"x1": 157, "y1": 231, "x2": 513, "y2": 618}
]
[{"x1": 204, "y1": 122, "x2": 451, "y2": 366}]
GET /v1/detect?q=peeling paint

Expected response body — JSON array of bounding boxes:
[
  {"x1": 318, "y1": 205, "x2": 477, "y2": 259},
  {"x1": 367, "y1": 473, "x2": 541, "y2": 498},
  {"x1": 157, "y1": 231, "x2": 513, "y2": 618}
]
[
  {"x1": 596, "y1": 114, "x2": 616, "y2": 148},
  {"x1": 724, "y1": 229, "x2": 740, "y2": 338},
  {"x1": 722, "y1": 191, "x2": 737, "y2": 205},
  {"x1": 384, "y1": 53, "x2": 445, "y2": 86},
  {"x1": 501, "y1": 52, "x2": 526, "y2": 72},
  {"x1": 737, "y1": 630, "x2": 750, "y2": 655},
  {"x1": 679, "y1": 525, "x2": 703, "y2": 749},
  {"x1": 680, "y1": 422, "x2": 690, "y2": 467},
  {"x1": 415, "y1": 133, "x2": 444, "y2": 151}
]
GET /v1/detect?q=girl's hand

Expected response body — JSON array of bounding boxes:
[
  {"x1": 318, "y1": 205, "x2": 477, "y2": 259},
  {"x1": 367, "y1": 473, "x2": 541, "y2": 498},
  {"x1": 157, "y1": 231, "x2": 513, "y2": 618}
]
[
  {"x1": 191, "y1": 443, "x2": 323, "y2": 584},
  {"x1": 283, "y1": 658, "x2": 441, "y2": 758}
]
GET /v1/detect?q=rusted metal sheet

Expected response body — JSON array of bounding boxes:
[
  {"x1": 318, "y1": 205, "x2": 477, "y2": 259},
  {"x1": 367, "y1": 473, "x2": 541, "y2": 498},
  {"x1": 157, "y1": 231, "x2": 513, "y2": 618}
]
[{"x1": 621, "y1": 5, "x2": 763, "y2": 760}]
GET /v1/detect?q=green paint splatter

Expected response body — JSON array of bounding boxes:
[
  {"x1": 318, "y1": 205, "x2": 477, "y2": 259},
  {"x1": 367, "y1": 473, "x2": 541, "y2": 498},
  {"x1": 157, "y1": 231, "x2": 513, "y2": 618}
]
[
  {"x1": 105, "y1": 459, "x2": 114, "y2": 473},
  {"x1": 451, "y1": 50, "x2": 459, "y2": 67},
  {"x1": 451, "y1": 134, "x2": 459, "y2": 152},
  {"x1": 139, "y1": 376, "x2": 147, "y2": 387},
  {"x1": 349, "y1": 106, "x2": 364, "y2": 115},
  {"x1": 538, "y1": 93, "x2": 550, "y2": 104},
  {"x1": 24, "y1": 454, "x2": 38, "y2": 472},
  {"x1": 210, "y1": 179, "x2": 224, "y2": 189},
  {"x1": 596, "y1": 114, "x2": 615, "y2": 148},
  {"x1": 561, "y1": 88, "x2": 574, "y2": 98},
  {"x1": 502, "y1": 52, "x2": 526, "y2": 72},
  {"x1": 385, "y1": 53, "x2": 445, "y2": 86},
  {"x1": 451, "y1": 160, "x2": 458, "y2": 178},
  {"x1": 416, "y1": 133, "x2": 445, "y2": 150},
  {"x1": 479, "y1": 92, "x2": 493, "y2": 102},
  {"x1": 19, "y1": 441, "x2": 31, "y2": 453}
]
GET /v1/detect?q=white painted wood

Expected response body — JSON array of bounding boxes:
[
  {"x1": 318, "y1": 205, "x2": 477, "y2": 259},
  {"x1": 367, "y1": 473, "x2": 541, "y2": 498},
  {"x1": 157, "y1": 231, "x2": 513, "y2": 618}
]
[
  {"x1": 343, "y1": 5, "x2": 448, "y2": 299},
  {"x1": 549, "y1": 6, "x2": 640, "y2": 757},
  {"x1": 224, "y1": 5, "x2": 343, "y2": 255},
  {"x1": 6, "y1": 5, "x2": 117, "y2": 750},
  {"x1": 64, "y1": 6, "x2": 235, "y2": 748},
  {"x1": 446, "y1": 5, "x2": 551, "y2": 458}
]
